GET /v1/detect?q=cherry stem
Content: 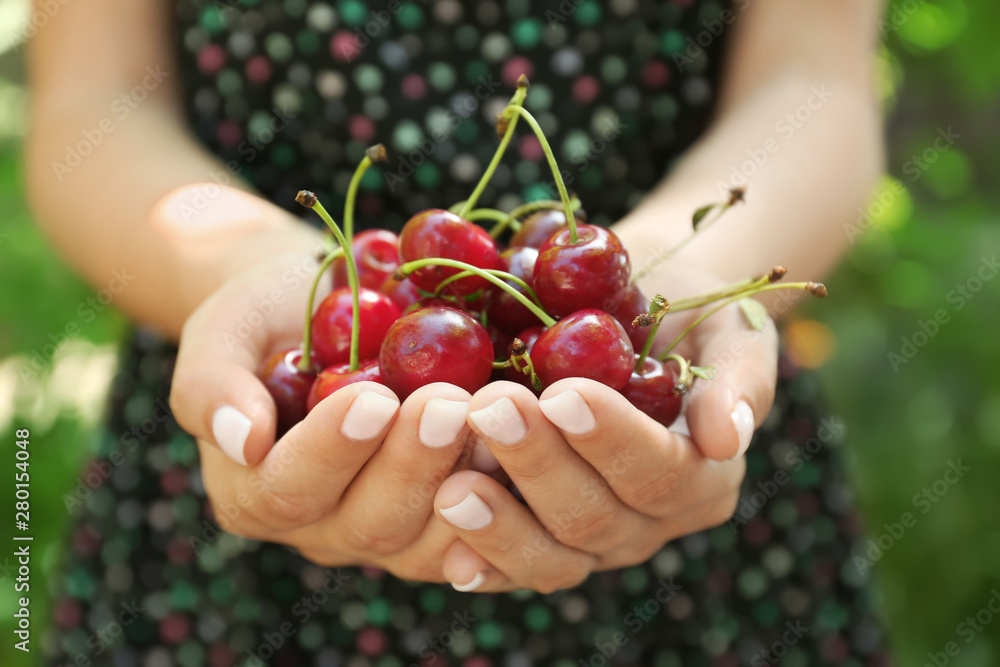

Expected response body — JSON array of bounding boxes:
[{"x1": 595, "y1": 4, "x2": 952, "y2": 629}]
[
  {"x1": 296, "y1": 191, "x2": 362, "y2": 372},
  {"x1": 397, "y1": 257, "x2": 556, "y2": 327},
  {"x1": 661, "y1": 354, "x2": 694, "y2": 396},
  {"x1": 465, "y1": 208, "x2": 509, "y2": 224},
  {"x1": 487, "y1": 197, "x2": 580, "y2": 238},
  {"x1": 297, "y1": 247, "x2": 345, "y2": 372},
  {"x1": 457, "y1": 80, "x2": 529, "y2": 218},
  {"x1": 668, "y1": 267, "x2": 786, "y2": 313},
  {"x1": 343, "y1": 144, "x2": 387, "y2": 244},
  {"x1": 506, "y1": 338, "x2": 541, "y2": 391},
  {"x1": 658, "y1": 281, "x2": 825, "y2": 358},
  {"x1": 634, "y1": 294, "x2": 669, "y2": 372},
  {"x1": 504, "y1": 105, "x2": 577, "y2": 243},
  {"x1": 433, "y1": 269, "x2": 542, "y2": 306}
]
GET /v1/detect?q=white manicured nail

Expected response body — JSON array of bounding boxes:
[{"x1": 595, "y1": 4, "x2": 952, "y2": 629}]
[
  {"x1": 470, "y1": 437, "x2": 501, "y2": 473},
  {"x1": 341, "y1": 391, "x2": 399, "y2": 441},
  {"x1": 418, "y1": 398, "x2": 469, "y2": 448},
  {"x1": 212, "y1": 405, "x2": 251, "y2": 466},
  {"x1": 731, "y1": 400, "x2": 755, "y2": 458},
  {"x1": 451, "y1": 572, "x2": 486, "y2": 592},
  {"x1": 468, "y1": 397, "x2": 526, "y2": 445},
  {"x1": 440, "y1": 491, "x2": 493, "y2": 530},
  {"x1": 538, "y1": 390, "x2": 595, "y2": 435}
]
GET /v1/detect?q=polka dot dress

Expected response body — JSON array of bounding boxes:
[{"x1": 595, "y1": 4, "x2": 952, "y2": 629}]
[{"x1": 43, "y1": 1, "x2": 890, "y2": 665}]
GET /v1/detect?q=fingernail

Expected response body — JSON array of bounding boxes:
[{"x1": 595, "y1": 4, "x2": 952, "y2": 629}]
[
  {"x1": 470, "y1": 437, "x2": 501, "y2": 473},
  {"x1": 538, "y1": 390, "x2": 595, "y2": 435},
  {"x1": 341, "y1": 391, "x2": 399, "y2": 441},
  {"x1": 451, "y1": 572, "x2": 486, "y2": 592},
  {"x1": 418, "y1": 398, "x2": 469, "y2": 448},
  {"x1": 440, "y1": 491, "x2": 494, "y2": 530},
  {"x1": 212, "y1": 405, "x2": 251, "y2": 466},
  {"x1": 730, "y1": 400, "x2": 755, "y2": 458},
  {"x1": 468, "y1": 397, "x2": 526, "y2": 445}
]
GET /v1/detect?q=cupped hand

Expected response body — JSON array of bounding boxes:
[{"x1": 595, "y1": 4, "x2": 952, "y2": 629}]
[{"x1": 432, "y1": 262, "x2": 778, "y2": 593}]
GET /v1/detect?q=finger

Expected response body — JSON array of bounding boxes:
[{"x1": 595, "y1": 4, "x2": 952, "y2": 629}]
[
  {"x1": 441, "y1": 540, "x2": 509, "y2": 593},
  {"x1": 326, "y1": 383, "x2": 473, "y2": 557},
  {"x1": 683, "y1": 301, "x2": 779, "y2": 460},
  {"x1": 238, "y1": 381, "x2": 400, "y2": 531},
  {"x1": 466, "y1": 381, "x2": 653, "y2": 554},
  {"x1": 537, "y1": 378, "x2": 744, "y2": 520},
  {"x1": 434, "y1": 471, "x2": 596, "y2": 594}
]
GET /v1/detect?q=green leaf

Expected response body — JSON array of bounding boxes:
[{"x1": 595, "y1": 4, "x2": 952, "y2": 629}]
[
  {"x1": 692, "y1": 204, "x2": 716, "y2": 229},
  {"x1": 691, "y1": 365, "x2": 717, "y2": 380},
  {"x1": 738, "y1": 297, "x2": 769, "y2": 330}
]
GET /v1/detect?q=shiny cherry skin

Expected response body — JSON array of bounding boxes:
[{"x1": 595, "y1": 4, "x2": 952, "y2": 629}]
[
  {"x1": 620, "y1": 357, "x2": 682, "y2": 428},
  {"x1": 398, "y1": 209, "x2": 502, "y2": 296},
  {"x1": 306, "y1": 360, "x2": 383, "y2": 413},
  {"x1": 504, "y1": 325, "x2": 544, "y2": 389},
  {"x1": 379, "y1": 306, "x2": 493, "y2": 399},
  {"x1": 259, "y1": 347, "x2": 318, "y2": 434},
  {"x1": 533, "y1": 224, "x2": 632, "y2": 318},
  {"x1": 509, "y1": 209, "x2": 583, "y2": 249},
  {"x1": 332, "y1": 229, "x2": 401, "y2": 290},
  {"x1": 379, "y1": 274, "x2": 423, "y2": 312},
  {"x1": 530, "y1": 309, "x2": 634, "y2": 390},
  {"x1": 311, "y1": 287, "x2": 401, "y2": 367},
  {"x1": 486, "y1": 246, "x2": 542, "y2": 335},
  {"x1": 613, "y1": 283, "x2": 652, "y2": 351}
]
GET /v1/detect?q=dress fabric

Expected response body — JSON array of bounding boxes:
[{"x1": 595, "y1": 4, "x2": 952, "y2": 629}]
[{"x1": 43, "y1": 1, "x2": 889, "y2": 665}]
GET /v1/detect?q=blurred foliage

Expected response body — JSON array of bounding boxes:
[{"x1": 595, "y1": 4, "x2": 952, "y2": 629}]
[{"x1": 1, "y1": 0, "x2": 1000, "y2": 665}]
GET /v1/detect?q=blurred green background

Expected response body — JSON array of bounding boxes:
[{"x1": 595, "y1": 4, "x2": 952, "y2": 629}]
[{"x1": 1, "y1": 0, "x2": 999, "y2": 665}]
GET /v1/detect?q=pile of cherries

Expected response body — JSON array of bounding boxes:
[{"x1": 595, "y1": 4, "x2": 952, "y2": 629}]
[{"x1": 260, "y1": 77, "x2": 826, "y2": 435}]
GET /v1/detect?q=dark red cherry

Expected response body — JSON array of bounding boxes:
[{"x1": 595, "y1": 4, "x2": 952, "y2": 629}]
[
  {"x1": 311, "y1": 287, "x2": 401, "y2": 367},
  {"x1": 504, "y1": 325, "x2": 544, "y2": 389},
  {"x1": 398, "y1": 209, "x2": 502, "y2": 296},
  {"x1": 620, "y1": 357, "x2": 682, "y2": 428},
  {"x1": 613, "y1": 283, "x2": 652, "y2": 351},
  {"x1": 332, "y1": 229, "x2": 401, "y2": 290},
  {"x1": 259, "y1": 347, "x2": 317, "y2": 434},
  {"x1": 509, "y1": 209, "x2": 583, "y2": 249},
  {"x1": 486, "y1": 246, "x2": 542, "y2": 335},
  {"x1": 379, "y1": 274, "x2": 423, "y2": 312},
  {"x1": 530, "y1": 309, "x2": 634, "y2": 390},
  {"x1": 306, "y1": 360, "x2": 383, "y2": 413},
  {"x1": 379, "y1": 306, "x2": 493, "y2": 399},
  {"x1": 488, "y1": 324, "x2": 515, "y2": 361},
  {"x1": 533, "y1": 224, "x2": 632, "y2": 318}
]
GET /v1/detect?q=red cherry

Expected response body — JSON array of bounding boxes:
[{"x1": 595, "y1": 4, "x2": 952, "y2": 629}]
[
  {"x1": 509, "y1": 209, "x2": 583, "y2": 249},
  {"x1": 259, "y1": 348, "x2": 317, "y2": 433},
  {"x1": 379, "y1": 274, "x2": 423, "y2": 312},
  {"x1": 306, "y1": 360, "x2": 383, "y2": 413},
  {"x1": 311, "y1": 287, "x2": 401, "y2": 367},
  {"x1": 332, "y1": 229, "x2": 401, "y2": 290},
  {"x1": 613, "y1": 283, "x2": 652, "y2": 351},
  {"x1": 530, "y1": 309, "x2": 634, "y2": 390},
  {"x1": 620, "y1": 357, "x2": 682, "y2": 428},
  {"x1": 398, "y1": 209, "x2": 502, "y2": 296},
  {"x1": 378, "y1": 306, "x2": 493, "y2": 399},
  {"x1": 504, "y1": 325, "x2": 544, "y2": 389},
  {"x1": 486, "y1": 246, "x2": 542, "y2": 335},
  {"x1": 533, "y1": 224, "x2": 632, "y2": 318},
  {"x1": 488, "y1": 324, "x2": 515, "y2": 361}
]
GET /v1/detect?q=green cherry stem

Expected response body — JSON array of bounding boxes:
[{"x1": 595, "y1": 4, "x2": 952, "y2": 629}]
[
  {"x1": 396, "y1": 257, "x2": 556, "y2": 327},
  {"x1": 660, "y1": 353, "x2": 694, "y2": 395},
  {"x1": 504, "y1": 105, "x2": 577, "y2": 243},
  {"x1": 465, "y1": 208, "x2": 509, "y2": 224},
  {"x1": 433, "y1": 269, "x2": 542, "y2": 306},
  {"x1": 457, "y1": 77, "x2": 529, "y2": 218},
  {"x1": 633, "y1": 294, "x2": 669, "y2": 372},
  {"x1": 668, "y1": 267, "x2": 787, "y2": 313},
  {"x1": 658, "y1": 281, "x2": 826, "y2": 358},
  {"x1": 297, "y1": 247, "x2": 345, "y2": 372},
  {"x1": 296, "y1": 190, "x2": 362, "y2": 372},
  {"x1": 486, "y1": 197, "x2": 581, "y2": 238},
  {"x1": 343, "y1": 144, "x2": 388, "y2": 244}
]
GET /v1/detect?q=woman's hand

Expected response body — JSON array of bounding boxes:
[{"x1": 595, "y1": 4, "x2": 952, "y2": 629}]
[{"x1": 432, "y1": 263, "x2": 777, "y2": 593}]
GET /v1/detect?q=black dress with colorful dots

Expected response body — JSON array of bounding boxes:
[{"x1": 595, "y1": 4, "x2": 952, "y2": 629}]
[{"x1": 43, "y1": 1, "x2": 891, "y2": 666}]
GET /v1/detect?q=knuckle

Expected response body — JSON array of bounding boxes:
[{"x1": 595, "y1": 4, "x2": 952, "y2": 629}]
[
  {"x1": 533, "y1": 566, "x2": 589, "y2": 594},
  {"x1": 260, "y1": 487, "x2": 326, "y2": 527},
  {"x1": 341, "y1": 520, "x2": 410, "y2": 557},
  {"x1": 626, "y1": 469, "x2": 685, "y2": 513},
  {"x1": 552, "y1": 506, "x2": 620, "y2": 551}
]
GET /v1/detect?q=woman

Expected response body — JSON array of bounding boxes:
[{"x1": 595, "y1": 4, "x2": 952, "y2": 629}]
[{"x1": 28, "y1": 0, "x2": 888, "y2": 663}]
